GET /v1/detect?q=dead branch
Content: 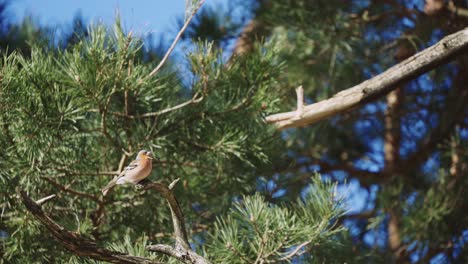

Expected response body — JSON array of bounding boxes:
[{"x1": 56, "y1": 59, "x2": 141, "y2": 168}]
[
  {"x1": 20, "y1": 191, "x2": 162, "y2": 264},
  {"x1": 265, "y1": 27, "x2": 468, "y2": 130},
  {"x1": 147, "y1": 0, "x2": 205, "y2": 78},
  {"x1": 35, "y1": 194, "x2": 56, "y2": 205},
  {"x1": 21, "y1": 178, "x2": 211, "y2": 264},
  {"x1": 146, "y1": 244, "x2": 210, "y2": 264},
  {"x1": 144, "y1": 179, "x2": 211, "y2": 264},
  {"x1": 448, "y1": 1, "x2": 468, "y2": 18},
  {"x1": 41, "y1": 177, "x2": 100, "y2": 203},
  {"x1": 143, "y1": 179, "x2": 190, "y2": 249}
]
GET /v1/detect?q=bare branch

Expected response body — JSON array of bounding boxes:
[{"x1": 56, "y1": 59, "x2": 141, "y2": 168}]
[
  {"x1": 448, "y1": 1, "x2": 468, "y2": 18},
  {"x1": 146, "y1": 244, "x2": 210, "y2": 264},
  {"x1": 118, "y1": 153, "x2": 128, "y2": 173},
  {"x1": 20, "y1": 190, "x2": 162, "y2": 264},
  {"x1": 144, "y1": 180, "x2": 212, "y2": 264},
  {"x1": 278, "y1": 240, "x2": 313, "y2": 261},
  {"x1": 265, "y1": 27, "x2": 468, "y2": 130},
  {"x1": 56, "y1": 171, "x2": 118, "y2": 177},
  {"x1": 147, "y1": 0, "x2": 206, "y2": 78},
  {"x1": 295, "y1": 85, "x2": 304, "y2": 119},
  {"x1": 143, "y1": 181, "x2": 190, "y2": 249},
  {"x1": 107, "y1": 92, "x2": 204, "y2": 119},
  {"x1": 20, "y1": 180, "x2": 212, "y2": 264},
  {"x1": 35, "y1": 194, "x2": 56, "y2": 205},
  {"x1": 42, "y1": 177, "x2": 100, "y2": 203},
  {"x1": 124, "y1": 90, "x2": 130, "y2": 116},
  {"x1": 91, "y1": 199, "x2": 107, "y2": 240},
  {"x1": 168, "y1": 178, "x2": 181, "y2": 190}
]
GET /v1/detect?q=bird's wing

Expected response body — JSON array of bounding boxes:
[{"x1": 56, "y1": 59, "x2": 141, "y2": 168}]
[
  {"x1": 102, "y1": 159, "x2": 140, "y2": 195},
  {"x1": 102, "y1": 159, "x2": 143, "y2": 195},
  {"x1": 102, "y1": 176, "x2": 119, "y2": 195},
  {"x1": 119, "y1": 159, "x2": 139, "y2": 176}
]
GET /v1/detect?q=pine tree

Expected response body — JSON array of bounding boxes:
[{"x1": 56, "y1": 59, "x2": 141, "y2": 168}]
[
  {"x1": 0, "y1": 2, "x2": 365, "y2": 263},
  {"x1": 220, "y1": 0, "x2": 468, "y2": 263},
  {"x1": 1, "y1": 0, "x2": 468, "y2": 263}
]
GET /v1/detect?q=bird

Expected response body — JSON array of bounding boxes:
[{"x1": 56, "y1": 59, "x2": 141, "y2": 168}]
[{"x1": 102, "y1": 150, "x2": 153, "y2": 196}]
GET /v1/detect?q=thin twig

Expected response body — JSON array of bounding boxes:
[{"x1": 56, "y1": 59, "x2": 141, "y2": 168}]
[
  {"x1": 226, "y1": 243, "x2": 252, "y2": 263},
  {"x1": 42, "y1": 177, "x2": 100, "y2": 203},
  {"x1": 91, "y1": 200, "x2": 107, "y2": 240},
  {"x1": 54, "y1": 168, "x2": 118, "y2": 177},
  {"x1": 146, "y1": 244, "x2": 210, "y2": 264},
  {"x1": 147, "y1": 0, "x2": 206, "y2": 78},
  {"x1": 106, "y1": 92, "x2": 204, "y2": 119},
  {"x1": 278, "y1": 240, "x2": 313, "y2": 261},
  {"x1": 36, "y1": 194, "x2": 56, "y2": 205},
  {"x1": 211, "y1": 86, "x2": 256, "y2": 115},
  {"x1": 118, "y1": 153, "x2": 128, "y2": 173},
  {"x1": 168, "y1": 178, "x2": 181, "y2": 190},
  {"x1": 251, "y1": 216, "x2": 267, "y2": 264},
  {"x1": 295, "y1": 85, "x2": 304, "y2": 119},
  {"x1": 124, "y1": 90, "x2": 130, "y2": 116},
  {"x1": 263, "y1": 235, "x2": 289, "y2": 263}
]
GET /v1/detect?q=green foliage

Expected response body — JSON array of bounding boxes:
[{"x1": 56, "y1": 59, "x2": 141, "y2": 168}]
[
  {"x1": 207, "y1": 177, "x2": 361, "y2": 263},
  {"x1": 2, "y1": 17, "x2": 355, "y2": 263},
  {"x1": 261, "y1": 0, "x2": 367, "y2": 101},
  {"x1": 2, "y1": 0, "x2": 465, "y2": 262},
  {"x1": 401, "y1": 169, "x2": 467, "y2": 250}
]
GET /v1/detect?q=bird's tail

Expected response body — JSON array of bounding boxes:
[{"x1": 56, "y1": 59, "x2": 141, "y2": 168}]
[{"x1": 102, "y1": 177, "x2": 118, "y2": 196}]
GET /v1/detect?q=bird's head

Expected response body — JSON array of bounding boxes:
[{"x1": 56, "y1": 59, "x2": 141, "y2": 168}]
[{"x1": 137, "y1": 150, "x2": 153, "y2": 160}]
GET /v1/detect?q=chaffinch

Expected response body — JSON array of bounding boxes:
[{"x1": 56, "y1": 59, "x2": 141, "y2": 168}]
[{"x1": 102, "y1": 150, "x2": 153, "y2": 196}]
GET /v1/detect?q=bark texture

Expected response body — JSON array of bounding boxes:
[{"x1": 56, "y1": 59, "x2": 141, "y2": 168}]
[
  {"x1": 265, "y1": 27, "x2": 468, "y2": 130},
  {"x1": 20, "y1": 179, "x2": 212, "y2": 264},
  {"x1": 20, "y1": 191, "x2": 161, "y2": 264}
]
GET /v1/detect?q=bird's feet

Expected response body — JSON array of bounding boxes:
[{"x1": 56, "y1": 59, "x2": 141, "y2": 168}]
[{"x1": 135, "y1": 178, "x2": 152, "y2": 189}]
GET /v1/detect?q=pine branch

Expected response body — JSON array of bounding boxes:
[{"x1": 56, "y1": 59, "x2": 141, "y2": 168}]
[
  {"x1": 143, "y1": 179, "x2": 190, "y2": 249},
  {"x1": 398, "y1": 63, "x2": 468, "y2": 178},
  {"x1": 144, "y1": 179, "x2": 212, "y2": 264},
  {"x1": 146, "y1": 244, "x2": 209, "y2": 264},
  {"x1": 41, "y1": 177, "x2": 100, "y2": 203},
  {"x1": 225, "y1": 243, "x2": 252, "y2": 263},
  {"x1": 20, "y1": 191, "x2": 162, "y2": 264},
  {"x1": 107, "y1": 91, "x2": 204, "y2": 119},
  {"x1": 20, "y1": 179, "x2": 211, "y2": 264},
  {"x1": 277, "y1": 240, "x2": 312, "y2": 261},
  {"x1": 54, "y1": 170, "x2": 119, "y2": 177},
  {"x1": 265, "y1": 27, "x2": 468, "y2": 130}
]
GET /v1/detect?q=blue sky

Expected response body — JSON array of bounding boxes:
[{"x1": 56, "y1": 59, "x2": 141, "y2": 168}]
[{"x1": 9, "y1": 0, "x2": 202, "y2": 35}]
